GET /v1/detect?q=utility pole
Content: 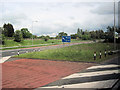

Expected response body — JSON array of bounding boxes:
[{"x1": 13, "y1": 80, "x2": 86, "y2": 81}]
[{"x1": 114, "y1": 0, "x2": 116, "y2": 50}]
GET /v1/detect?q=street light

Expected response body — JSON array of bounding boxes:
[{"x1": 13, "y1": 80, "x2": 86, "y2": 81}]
[
  {"x1": 32, "y1": 20, "x2": 38, "y2": 45},
  {"x1": 114, "y1": 0, "x2": 116, "y2": 50}
]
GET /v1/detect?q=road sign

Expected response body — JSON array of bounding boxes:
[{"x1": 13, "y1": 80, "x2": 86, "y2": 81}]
[{"x1": 62, "y1": 36, "x2": 71, "y2": 42}]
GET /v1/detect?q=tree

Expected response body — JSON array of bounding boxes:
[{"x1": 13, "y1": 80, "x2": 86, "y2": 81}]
[
  {"x1": 71, "y1": 34, "x2": 78, "y2": 39},
  {"x1": 90, "y1": 31, "x2": 96, "y2": 39},
  {"x1": 77, "y1": 28, "x2": 82, "y2": 39},
  {"x1": 95, "y1": 30, "x2": 99, "y2": 39},
  {"x1": 105, "y1": 26, "x2": 114, "y2": 42},
  {"x1": 14, "y1": 30, "x2": 23, "y2": 42},
  {"x1": 77, "y1": 28, "x2": 80, "y2": 35},
  {"x1": 39, "y1": 35, "x2": 45, "y2": 39},
  {"x1": 1, "y1": 34, "x2": 5, "y2": 45},
  {"x1": 46, "y1": 35, "x2": 50, "y2": 39},
  {"x1": 33, "y1": 35, "x2": 37, "y2": 39},
  {"x1": 0, "y1": 27, "x2": 5, "y2": 45},
  {"x1": 98, "y1": 30, "x2": 105, "y2": 39},
  {"x1": 55, "y1": 35, "x2": 59, "y2": 39},
  {"x1": 116, "y1": 27, "x2": 120, "y2": 33},
  {"x1": 3, "y1": 23, "x2": 14, "y2": 37},
  {"x1": 81, "y1": 35, "x2": 91, "y2": 40},
  {"x1": 58, "y1": 32, "x2": 67, "y2": 38},
  {"x1": 21, "y1": 28, "x2": 32, "y2": 38},
  {"x1": 44, "y1": 37, "x2": 48, "y2": 41}
]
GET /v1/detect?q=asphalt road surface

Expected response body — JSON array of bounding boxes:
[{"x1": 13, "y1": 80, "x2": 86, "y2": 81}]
[
  {"x1": 36, "y1": 56, "x2": 120, "y2": 89},
  {"x1": 1, "y1": 41, "x2": 120, "y2": 89},
  {"x1": 1, "y1": 41, "x2": 93, "y2": 57}
]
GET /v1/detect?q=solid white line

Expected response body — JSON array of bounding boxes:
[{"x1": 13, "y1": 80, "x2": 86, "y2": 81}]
[
  {"x1": 87, "y1": 64, "x2": 120, "y2": 70},
  {"x1": 41, "y1": 86, "x2": 64, "y2": 88},
  {"x1": 40, "y1": 79, "x2": 118, "y2": 88},
  {"x1": 62, "y1": 69, "x2": 120, "y2": 79}
]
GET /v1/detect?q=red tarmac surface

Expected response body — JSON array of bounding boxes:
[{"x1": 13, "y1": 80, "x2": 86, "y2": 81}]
[{"x1": 2, "y1": 59, "x2": 95, "y2": 88}]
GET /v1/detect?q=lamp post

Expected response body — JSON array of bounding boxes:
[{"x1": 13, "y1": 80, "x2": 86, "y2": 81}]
[
  {"x1": 32, "y1": 20, "x2": 38, "y2": 45},
  {"x1": 114, "y1": 0, "x2": 116, "y2": 50}
]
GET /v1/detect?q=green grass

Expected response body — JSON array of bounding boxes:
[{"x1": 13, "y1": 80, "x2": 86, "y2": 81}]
[
  {"x1": 14, "y1": 43, "x2": 118, "y2": 63},
  {"x1": 2, "y1": 39, "x2": 61, "y2": 47},
  {"x1": 1, "y1": 39, "x2": 90, "y2": 50},
  {"x1": 2, "y1": 39, "x2": 87, "y2": 47}
]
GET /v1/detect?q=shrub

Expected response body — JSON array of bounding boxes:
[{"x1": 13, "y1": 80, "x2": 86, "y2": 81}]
[
  {"x1": 0, "y1": 34, "x2": 5, "y2": 45},
  {"x1": 14, "y1": 30, "x2": 23, "y2": 42},
  {"x1": 44, "y1": 38, "x2": 48, "y2": 41}
]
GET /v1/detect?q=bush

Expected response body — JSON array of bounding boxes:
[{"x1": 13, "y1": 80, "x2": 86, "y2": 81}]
[
  {"x1": 0, "y1": 34, "x2": 5, "y2": 45},
  {"x1": 44, "y1": 37, "x2": 48, "y2": 41},
  {"x1": 14, "y1": 30, "x2": 23, "y2": 42},
  {"x1": 82, "y1": 35, "x2": 91, "y2": 40}
]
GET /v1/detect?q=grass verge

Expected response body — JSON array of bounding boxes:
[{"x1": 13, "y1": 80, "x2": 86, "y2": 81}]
[
  {"x1": 13, "y1": 43, "x2": 118, "y2": 63},
  {"x1": 1, "y1": 39, "x2": 90, "y2": 50}
]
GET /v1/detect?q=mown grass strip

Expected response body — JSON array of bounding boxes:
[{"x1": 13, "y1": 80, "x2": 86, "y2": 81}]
[
  {"x1": 14, "y1": 43, "x2": 117, "y2": 63},
  {"x1": 1, "y1": 39, "x2": 88, "y2": 50}
]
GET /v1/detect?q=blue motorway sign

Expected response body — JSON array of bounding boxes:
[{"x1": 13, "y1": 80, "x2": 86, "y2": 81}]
[{"x1": 62, "y1": 36, "x2": 71, "y2": 42}]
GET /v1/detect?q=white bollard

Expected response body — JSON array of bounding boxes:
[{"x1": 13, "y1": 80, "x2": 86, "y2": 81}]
[{"x1": 18, "y1": 51, "x2": 19, "y2": 56}]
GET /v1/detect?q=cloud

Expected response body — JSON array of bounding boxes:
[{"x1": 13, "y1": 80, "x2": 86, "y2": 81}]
[
  {"x1": 0, "y1": 1, "x2": 118, "y2": 37},
  {"x1": 90, "y1": 2, "x2": 118, "y2": 15},
  {"x1": 1, "y1": 0, "x2": 120, "y2": 3},
  {"x1": 2, "y1": 13, "x2": 28, "y2": 24}
]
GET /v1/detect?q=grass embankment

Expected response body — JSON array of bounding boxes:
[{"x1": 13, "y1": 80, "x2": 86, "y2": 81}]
[
  {"x1": 1, "y1": 39, "x2": 90, "y2": 50},
  {"x1": 1, "y1": 39, "x2": 61, "y2": 50},
  {"x1": 14, "y1": 43, "x2": 117, "y2": 63},
  {"x1": 2, "y1": 39, "x2": 61, "y2": 47}
]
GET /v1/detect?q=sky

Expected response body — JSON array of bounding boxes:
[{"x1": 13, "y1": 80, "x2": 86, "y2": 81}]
[{"x1": 0, "y1": 0, "x2": 119, "y2": 37}]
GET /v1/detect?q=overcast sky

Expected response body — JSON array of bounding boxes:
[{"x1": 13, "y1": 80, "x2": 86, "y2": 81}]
[{"x1": 0, "y1": 0, "x2": 119, "y2": 37}]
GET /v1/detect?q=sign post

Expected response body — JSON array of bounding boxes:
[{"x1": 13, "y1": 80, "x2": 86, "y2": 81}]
[
  {"x1": 62, "y1": 36, "x2": 71, "y2": 47},
  {"x1": 62, "y1": 36, "x2": 71, "y2": 43}
]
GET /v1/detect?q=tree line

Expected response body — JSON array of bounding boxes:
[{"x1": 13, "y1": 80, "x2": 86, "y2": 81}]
[
  {"x1": 70, "y1": 28, "x2": 105, "y2": 40},
  {"x1": 0, "y1": 23, "x2": 120, "y2": 45},
  {"x1": 0, "y1": 23, "x2": 36, "y2": 44},
  {"x1": 56, "y1": 26, "x2": 119, "y2": 43}
]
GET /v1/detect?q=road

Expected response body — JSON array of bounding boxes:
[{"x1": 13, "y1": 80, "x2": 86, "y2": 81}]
[
  {"x1": 1, "y1": 41, "x2": 93, "y2": 57},
  {"x1": 1, "y1": 41, "x2": 120, "y2": 89},
  {"x1": 36, "y1": 56, "x2": 120, "y2": 89},
  {"x1": 2, "y1": 58, "x2": 95, "y2": 88}
]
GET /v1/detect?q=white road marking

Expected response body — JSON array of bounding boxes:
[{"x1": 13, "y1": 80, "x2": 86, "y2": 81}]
[
  {"x1": 36, "y1": 64, "x2": 120, "y2": 89},
  {"x1": 87, "y1": 64, "x2": 120, "y2": 70},
  {"x1": 0, "y1": 56, "x2": 11, "y2": 63},
  {"x1": 41, "y1": 86, "x2": 64, "y2": 88},
  {"x1": 41, "y1": 79, "x2": 118, "y2": 88},
  {"x1": 62, "y1": 69, "x2": 120, "y2": 79},
  {"x1": 20, "y1": 51, "x2": 26, "y2": 52}
]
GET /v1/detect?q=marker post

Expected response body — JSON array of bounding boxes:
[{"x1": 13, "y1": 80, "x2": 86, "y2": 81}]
[
  {"x1": 94, "y1": 52, "x2": 96, "y2": 60},
  {"x1": 105, "y1": 49, "x2": 107, "y2": 57},
  {"x1": 18, "y1": 51, "x2": 19, "y2": 56},
  {"x1": 99, "y1": 51, "x2": 102, "y2": 59}
]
